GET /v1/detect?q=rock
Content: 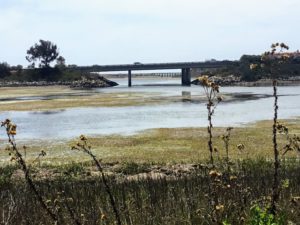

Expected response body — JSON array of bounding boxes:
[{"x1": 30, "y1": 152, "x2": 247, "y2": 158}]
[
  {"x1": 0, "y1": 75, "x2": 118, "y2": 88},
  {"x1": 69, "y1": 75, "x2": 118, "y2": 89},
  {"x1": 191, "y1": 75, "x2": 241, "y2": 86},
  {"x1": 0, "y1": 81, "x2": 72, "y2": 87}
]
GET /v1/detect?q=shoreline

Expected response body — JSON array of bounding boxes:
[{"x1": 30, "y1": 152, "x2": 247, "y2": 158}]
[
  {"x1": 0, "y1": 119, "x2": 299, "y2": 166},
  {"x1": 1, "y1": 77, "x2": 300, "y2": 87},
  {"x1": 233, "y1": 79, "x2": 300, "y2": 87},
  {"x1": 0, "y1": 83, "x2": 298, "y2": 111}
]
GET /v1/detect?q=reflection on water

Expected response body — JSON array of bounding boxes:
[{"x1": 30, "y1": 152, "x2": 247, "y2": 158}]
[
  {"x1": 182, "y1": 91, "x2": 191, "y2": 102},
  {"x1": 31, "y1": 109, "x2": 65, "y2": 115},
  {"x1": 0, "y1": 79, "x2": 299, "y2": 140},
  {"x1": 0, "y1": 92, "x2": 95, "y2": 102}
]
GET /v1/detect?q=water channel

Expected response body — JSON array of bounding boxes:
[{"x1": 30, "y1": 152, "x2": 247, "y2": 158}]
[{"x1": 1, "y1": 78, "x2": 299, "y2": 140}]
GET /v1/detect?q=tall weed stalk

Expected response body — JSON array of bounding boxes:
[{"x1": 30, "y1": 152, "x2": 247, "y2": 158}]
[
  {"x1": 197, "y1": 76, "x2": 223, "y2": 165},
  {"x1": 1, "y1": 119, "x2": 58, "y2": 223},
  {"x1": 72, "y1": 135, "x2": 122, "y2": 225},
  {"x1": 258, "y1": 43, "x2": 290, "y2": 215}
]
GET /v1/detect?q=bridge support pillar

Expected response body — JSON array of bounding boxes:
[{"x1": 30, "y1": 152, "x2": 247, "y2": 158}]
[
  {"x1": 128, "y1": 70, "x2": 132, "y2": 87},
  {"x1": 181, "y1": 68, "x2": 191, "y2": 86}
]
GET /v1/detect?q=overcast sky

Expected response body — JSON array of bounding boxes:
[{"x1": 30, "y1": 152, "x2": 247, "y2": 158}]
[{"x1": 1, "y1": 0, "x2": 299, "y2": 66}]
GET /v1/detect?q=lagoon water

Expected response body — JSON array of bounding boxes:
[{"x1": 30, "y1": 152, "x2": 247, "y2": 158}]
[{"x1": 1, "y1": 78, "x2": 300, "y2": 140}]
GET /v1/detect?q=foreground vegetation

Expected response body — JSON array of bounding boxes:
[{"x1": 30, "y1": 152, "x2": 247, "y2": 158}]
[
  {"x1": 0, "y1": 158, "x2": 299, "y2": 224},
  {"x1": 0, "y1": 119, "x2": 299, "y2": 224}
]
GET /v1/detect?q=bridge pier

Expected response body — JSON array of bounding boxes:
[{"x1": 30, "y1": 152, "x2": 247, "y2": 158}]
[
  {"x1": 128, "y1": 70, "x2": 132, "y2": 87},
  {"x1": 181, "y1": 68, "x2": 191, "y2": 86}
]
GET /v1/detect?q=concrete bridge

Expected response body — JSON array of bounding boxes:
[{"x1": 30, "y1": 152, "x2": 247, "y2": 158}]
[{"x1": 76, "y1": 61, "x2": 236, "y2": 86}]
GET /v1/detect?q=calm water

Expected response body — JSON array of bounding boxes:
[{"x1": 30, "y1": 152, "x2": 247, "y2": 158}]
[{"x1": 1, "y1": 78, "x2": 299, "y2": 140}]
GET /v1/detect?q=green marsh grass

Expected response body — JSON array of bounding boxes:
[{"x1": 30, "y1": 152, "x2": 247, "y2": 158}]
[{"x1": 1, "y1": 119, "x2": 298, "y2": 166}]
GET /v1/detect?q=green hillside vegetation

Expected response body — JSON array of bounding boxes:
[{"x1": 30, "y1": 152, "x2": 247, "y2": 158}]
[{"x1": 212, "y1": 53, "x2": 300, "y2": 81}]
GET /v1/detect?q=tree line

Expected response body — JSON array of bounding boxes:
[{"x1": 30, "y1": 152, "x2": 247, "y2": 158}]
[
  {"x1": 209, "y1": 53, "x2": 300, "y2": 81},
  {"x1": 1, "y1": 40, "x2": 300, "y2": 82},
  {"x1": 0, "y1": 40, "x2": 82, "y2": 82}
]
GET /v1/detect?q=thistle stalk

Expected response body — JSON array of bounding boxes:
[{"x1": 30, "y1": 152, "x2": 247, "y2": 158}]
[
  {"x1": 259, "y1": 42, "x2": 290, "y2": 215},
  {"x1": 270, "y1": 80, "x2": 280, "y2": 215},
  {"x1": 1, "y1": 119, "x2": 58, "y2": 223},
  {"x1": 207, "y1": 102, "x2": 214, "y2": 165},
  {"x1": 72, "y1": 136, "x2": 122, "y2": 225},
  {"x1": 197, "y1": 76, "x2": 222, "y2": 165}
]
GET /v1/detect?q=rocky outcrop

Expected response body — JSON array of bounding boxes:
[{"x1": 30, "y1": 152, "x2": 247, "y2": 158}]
[
  {"x1": 0, "y1": 76, "x2": 118, "y2": 88},
  {"x1": 191, "y1": 75, "x2": 241, "y2": 86},
  {"x1": 70, "y1": 75, "x2": 118, "y2": 89},
  {"x1": 0, "y1": 81, "x2": 71, "y2": 87}
]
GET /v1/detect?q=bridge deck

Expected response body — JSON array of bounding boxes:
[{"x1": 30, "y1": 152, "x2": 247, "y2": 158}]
[
  {"x1": 73, "y1": 60, "x2": 237, "y2": 86},
  {"x1": 76, "y1": 61, "x2": 236, "y2": 72}
]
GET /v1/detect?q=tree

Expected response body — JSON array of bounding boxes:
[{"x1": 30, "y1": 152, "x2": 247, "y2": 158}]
[
  {"x1": 55, "y1": 56, "x2": 66, "y2": 68},
  {"x1": 0, "y1": 62, "x2": 11, "y2": 78},
  {"x1": 239, "y1": 55, "x2": 262, "y2": 81},
  {"x1": 11, "y1": 65, "x2": 23, "y2": 71},
  {"x1": 26, "y1": 40, "x2": 60, "y2": 68}
]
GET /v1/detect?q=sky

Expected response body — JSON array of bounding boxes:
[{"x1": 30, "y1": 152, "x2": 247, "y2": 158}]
[{"x1": 1, "y1": 0, "x2": 300, "y2": 67}]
